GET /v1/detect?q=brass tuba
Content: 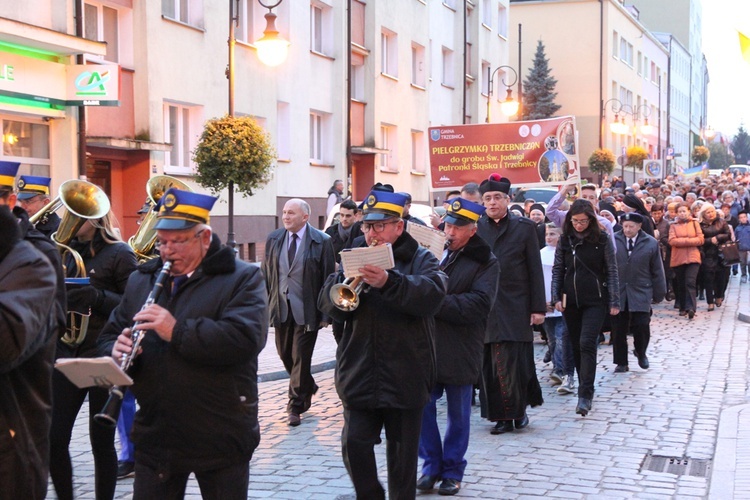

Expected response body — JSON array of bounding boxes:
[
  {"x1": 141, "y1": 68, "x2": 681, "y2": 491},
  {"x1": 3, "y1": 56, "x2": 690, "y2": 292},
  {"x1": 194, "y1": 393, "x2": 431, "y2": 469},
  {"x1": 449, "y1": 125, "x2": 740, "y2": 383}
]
[
  {"x1": 40, "y1": 180, "x2": 111, "y2": 346},
  {"x1": 128, "y1": 175, "x2": 193, "y2": 262}
]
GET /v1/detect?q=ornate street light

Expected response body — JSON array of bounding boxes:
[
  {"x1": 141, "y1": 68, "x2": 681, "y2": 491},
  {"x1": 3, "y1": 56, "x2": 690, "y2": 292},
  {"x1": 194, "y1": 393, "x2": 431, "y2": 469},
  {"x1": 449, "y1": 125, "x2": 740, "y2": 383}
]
[
  {"x1": 603, "y1": 99, "x2": 652, "y2": 136},
  {"x1": 486, "y1": 65, "x2": 519, "y2": 123},
  {"x1": 256, "y1": 1, "x2": 290, "y2": 67}
]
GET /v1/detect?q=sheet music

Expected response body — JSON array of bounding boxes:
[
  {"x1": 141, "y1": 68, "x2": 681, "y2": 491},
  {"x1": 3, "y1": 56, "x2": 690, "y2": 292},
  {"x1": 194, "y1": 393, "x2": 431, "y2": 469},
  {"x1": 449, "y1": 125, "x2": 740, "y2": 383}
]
[
  {"x1": 406, "y1": 223, "x2": 447, "y2": 260},
  {"x1": 55, "y1": 357, "x2": 133, "y2": 388},
  {"x1": 340, "y1": 243, "x2": 395, "y2": 278}
]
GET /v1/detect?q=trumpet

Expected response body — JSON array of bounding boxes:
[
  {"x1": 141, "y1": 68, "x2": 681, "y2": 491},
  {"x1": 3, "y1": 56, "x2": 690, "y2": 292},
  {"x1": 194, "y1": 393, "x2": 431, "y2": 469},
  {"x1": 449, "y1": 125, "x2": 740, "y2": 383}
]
[
  {"x1": 329, "y1": 239, "x2": 378, "y2": 311},
  {"x1": 94, "y1": 260, "x2": 172, "y2": 427}
]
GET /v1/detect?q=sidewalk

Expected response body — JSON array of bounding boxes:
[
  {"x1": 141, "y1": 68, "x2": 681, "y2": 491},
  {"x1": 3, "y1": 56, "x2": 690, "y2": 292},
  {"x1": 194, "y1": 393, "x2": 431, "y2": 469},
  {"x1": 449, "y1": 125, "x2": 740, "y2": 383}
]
[
  {"x1": 53, "y1": 276, "x2": 750, "y2": 498},
  {"x1": 256, "y1": 327, "x2": 338, "y2": 382}
]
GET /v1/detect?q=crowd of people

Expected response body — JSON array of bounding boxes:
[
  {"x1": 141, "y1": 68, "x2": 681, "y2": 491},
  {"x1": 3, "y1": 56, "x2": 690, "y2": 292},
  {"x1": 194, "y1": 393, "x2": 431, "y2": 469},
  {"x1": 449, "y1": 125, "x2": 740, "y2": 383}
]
[{"x1": 2, "y1": 158, "x2": 749, "y2": 499}]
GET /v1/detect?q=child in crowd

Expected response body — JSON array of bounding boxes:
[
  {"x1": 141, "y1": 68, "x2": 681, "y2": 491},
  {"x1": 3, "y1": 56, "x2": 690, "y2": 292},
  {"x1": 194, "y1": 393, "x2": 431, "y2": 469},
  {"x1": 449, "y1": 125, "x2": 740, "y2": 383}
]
[{"x1": 540, "y1": 224, "x2": 575, "y2": 395}]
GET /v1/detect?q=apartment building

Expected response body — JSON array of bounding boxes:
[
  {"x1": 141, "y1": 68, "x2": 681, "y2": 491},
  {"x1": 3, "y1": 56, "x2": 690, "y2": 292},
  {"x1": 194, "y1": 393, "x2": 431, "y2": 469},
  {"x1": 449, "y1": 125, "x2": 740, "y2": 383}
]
[{"x1": 509, "y1": 0, "x2": 668, "y2": 182}]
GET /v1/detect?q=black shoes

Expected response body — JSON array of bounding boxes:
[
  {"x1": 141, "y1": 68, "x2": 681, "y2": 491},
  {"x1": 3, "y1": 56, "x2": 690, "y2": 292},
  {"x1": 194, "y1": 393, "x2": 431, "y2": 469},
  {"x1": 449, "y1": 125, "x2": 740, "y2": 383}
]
[
  {"x1": 514, "y1": 413, "x2": 529, "y2": 430},
  {"x1": 576, "y1": 397, "x2": 592, "y2": 416},
  {"x1": 490, "y1": 420, "x2": 515, "y2": 435},
  {"x1": 287, "y1": 413, "x2": 301, "y2": 426},
  {"x1": 438, "y1": 478, "x2": 461, "y2": 496},
  {"x1": 117, "y1": 461, "x2": 135, "y2": 479},
  {"x1": 688, "y1": 310, "x2": 695, "y2": 320},
  {"x1": 634, "y1": 350, "x2": 650, "y2": 369},
  {"x1": 543, "y1": 349, "x2": 552, "y2": 363},
  {"x1": 614, "y1": 364, "x2": 629, "y2": 373},
  {"x1": 416, "y1": 474, "x2": 440, "y2": 491}
]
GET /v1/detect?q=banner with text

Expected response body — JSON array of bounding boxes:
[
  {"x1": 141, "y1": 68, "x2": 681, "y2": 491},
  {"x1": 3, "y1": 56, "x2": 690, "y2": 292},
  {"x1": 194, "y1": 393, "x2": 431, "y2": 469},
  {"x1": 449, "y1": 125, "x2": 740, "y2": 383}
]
[{"x1": 428, "y1": 116, "x2": 580, "y2": 191}]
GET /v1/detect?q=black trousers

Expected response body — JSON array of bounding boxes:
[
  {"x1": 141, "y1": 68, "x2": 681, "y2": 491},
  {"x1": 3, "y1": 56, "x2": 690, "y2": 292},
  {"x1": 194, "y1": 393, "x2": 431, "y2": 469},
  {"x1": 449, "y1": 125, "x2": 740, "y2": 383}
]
[
  {"x1": 49, "y1": 369, "x2": 117, "y2": 500},
  {"x1": 673, "y1": 263, "x2": 699, "y2": 312},
  {"x1": 611, "y1": 310, "x2": 651, "y2": 366},
  {"x1": 275, "y1": 315, "x2": 319, "y2": 414},
  {"x1": 133, "y1": 460, "x2": 249, "y2": 500},
  {"x1": 562, "y1": 303, "x2": 608, "y2": 400},
  {"x1": 342, "y1": 407, "x2": 423, "y2": 500}
]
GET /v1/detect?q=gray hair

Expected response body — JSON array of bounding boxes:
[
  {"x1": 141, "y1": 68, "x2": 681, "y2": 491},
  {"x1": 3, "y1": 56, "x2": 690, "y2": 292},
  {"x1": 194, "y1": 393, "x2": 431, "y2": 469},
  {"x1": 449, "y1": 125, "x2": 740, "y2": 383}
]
[{"x1": 288, "y1": 198, "x2": 311, "y2": 216}]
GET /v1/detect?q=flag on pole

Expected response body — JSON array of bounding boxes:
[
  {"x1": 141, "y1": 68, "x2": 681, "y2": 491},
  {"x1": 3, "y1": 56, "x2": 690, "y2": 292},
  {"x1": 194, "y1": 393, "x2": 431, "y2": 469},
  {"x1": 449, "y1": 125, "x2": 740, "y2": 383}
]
[{"x1": 740, "y1": 30, "x2": 750, "y2": 64}]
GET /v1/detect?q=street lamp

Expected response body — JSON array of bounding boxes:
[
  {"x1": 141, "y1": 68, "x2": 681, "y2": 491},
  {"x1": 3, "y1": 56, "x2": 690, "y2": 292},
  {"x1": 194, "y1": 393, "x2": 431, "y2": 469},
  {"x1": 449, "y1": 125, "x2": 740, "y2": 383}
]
[
  {"x1": 486, "y1": 65, "x2": 519, "y2": 123},
  {"x1": 226, "y1": 0, "x2": 287, "y2": 250},
  {"x1": 603, "y1": 99, "x2": 652, "y2": 136}
]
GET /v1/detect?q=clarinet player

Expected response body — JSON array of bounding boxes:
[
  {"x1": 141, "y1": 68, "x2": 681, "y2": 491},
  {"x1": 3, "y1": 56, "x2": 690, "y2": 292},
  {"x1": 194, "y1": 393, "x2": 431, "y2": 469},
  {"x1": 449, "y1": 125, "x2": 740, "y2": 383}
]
[{"x1": 97, "y1": 188, "x2": 268, "y2": 499}]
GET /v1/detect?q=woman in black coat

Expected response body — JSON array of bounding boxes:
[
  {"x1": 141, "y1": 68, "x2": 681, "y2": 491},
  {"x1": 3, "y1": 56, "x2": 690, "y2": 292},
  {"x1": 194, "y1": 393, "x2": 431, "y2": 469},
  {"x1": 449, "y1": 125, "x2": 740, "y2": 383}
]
[
  {"x1": 49, "y1": 213, "x2": 137, "y2": 500},
  {"x1": 552, "y1": 200, "x2": 619, "y2": 417},
  {"x1": 698, "y1": 204, "x2": 731, "y2": 311}
]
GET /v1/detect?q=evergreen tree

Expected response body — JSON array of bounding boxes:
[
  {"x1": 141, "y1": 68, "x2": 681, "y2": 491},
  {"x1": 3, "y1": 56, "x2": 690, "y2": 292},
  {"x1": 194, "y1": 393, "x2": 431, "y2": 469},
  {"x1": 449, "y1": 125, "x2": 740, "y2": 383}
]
[
  {"x1": 731, "y1": 125, "x2": 750, "y2": 165},
  {"x1": 522, "y1": 40, "x2": 561, "y2": 120},
  {"x1": 707, "y1": 142, "x2": 734, "y2": 170}
]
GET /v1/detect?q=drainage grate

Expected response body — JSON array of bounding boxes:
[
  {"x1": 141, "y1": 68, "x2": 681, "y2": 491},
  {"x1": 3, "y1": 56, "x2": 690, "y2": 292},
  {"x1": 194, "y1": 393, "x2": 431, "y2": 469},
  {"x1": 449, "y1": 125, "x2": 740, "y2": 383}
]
[{"x1": 640, "y1": 454, "x2": 711, "y2": 477}]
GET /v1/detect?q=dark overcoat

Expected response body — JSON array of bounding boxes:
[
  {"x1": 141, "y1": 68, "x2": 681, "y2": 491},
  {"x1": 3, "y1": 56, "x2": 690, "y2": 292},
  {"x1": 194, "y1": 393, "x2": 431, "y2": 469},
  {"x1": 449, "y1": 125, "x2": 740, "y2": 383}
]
[
  {"x1": 318, "y1": 231, "x2": 447, "y2": 409},
  {"x1": 435, "y1": 233, "x2": 499, "y2": 385},
  {"x1": 263, "y1": 223, "x2": 335, "y2": 331},
  {"x1": 98, "y1": 235, "x2": 268, "y2": 473},
  {"x1": 476, "y1": 213, "x2": 546, "y2": 343},
  {"x1": 614, "y1": 230, "x2": 666, "y2": 312}
]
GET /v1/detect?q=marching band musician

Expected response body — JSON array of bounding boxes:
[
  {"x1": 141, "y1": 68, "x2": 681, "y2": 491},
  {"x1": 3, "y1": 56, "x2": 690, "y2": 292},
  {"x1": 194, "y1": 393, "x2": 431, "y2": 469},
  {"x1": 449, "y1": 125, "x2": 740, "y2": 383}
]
[
  {"x1": 98, "y1": 189, "x2": 268, "y2": 499},
  {"x1": 17, "y1": 174, "x2": 60, "y2": 238},
  {"x1": 318, "y1": 190, "x2": 447, "y2": 500},
  {"x1": 49, "y1": 206, "x2": 137, "y2": 500}
]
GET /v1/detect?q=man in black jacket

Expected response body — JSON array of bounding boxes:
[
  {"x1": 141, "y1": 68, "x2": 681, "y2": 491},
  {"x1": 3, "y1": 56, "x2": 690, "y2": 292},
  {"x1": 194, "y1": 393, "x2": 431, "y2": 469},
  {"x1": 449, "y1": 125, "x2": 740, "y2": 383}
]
[
  {"x1": 0, "y1": 205, "x2": 57, "y2": 500},
  {"x1": 417, "y1": 198, "x2": 499, "y2": 496},
  {"x1": 263, "y1": 198, "x2": 335, "y2": 426},
  {"x1": 319, "y1": 190, "x2": 446, "y2": 500},
  {"x1": 99, "y1": 188, "x2": 268, "y2": 499},
  {"x1": 325, "y1": 199, "x2": 358, "y2": 262}
]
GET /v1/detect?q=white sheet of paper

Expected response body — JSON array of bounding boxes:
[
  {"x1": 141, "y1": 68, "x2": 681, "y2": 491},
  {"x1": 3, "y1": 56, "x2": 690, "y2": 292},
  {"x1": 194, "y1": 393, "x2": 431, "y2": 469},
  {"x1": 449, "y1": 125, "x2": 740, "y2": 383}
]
[
  {"x1": 339, "y1": 243, "x2": 395, "y2": 278},
  {"x1": 55, "y1": 357, "x2": 133, "y2": 388},
  {"x1": 406, "y1": 223, "x2": 447, "y2": 260}
]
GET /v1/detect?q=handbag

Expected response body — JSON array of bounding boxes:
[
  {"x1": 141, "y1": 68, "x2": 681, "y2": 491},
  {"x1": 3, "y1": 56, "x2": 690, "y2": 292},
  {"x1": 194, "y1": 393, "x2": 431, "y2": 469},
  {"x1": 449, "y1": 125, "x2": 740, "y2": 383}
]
[{"x1": 718, "y1": 241, "x2": 740, "y2": 266}]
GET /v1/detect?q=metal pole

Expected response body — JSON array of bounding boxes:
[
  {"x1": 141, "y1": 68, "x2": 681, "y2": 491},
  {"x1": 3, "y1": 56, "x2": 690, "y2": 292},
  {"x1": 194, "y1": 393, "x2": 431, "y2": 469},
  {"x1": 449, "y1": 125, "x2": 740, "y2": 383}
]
[
  {"x1": 227, "y1": 0, "x2": 236, "y2": 250},
  {"x1": 75, "y1": 0, "x2": 87, "y2": 179},
  {"x1": 346, "y1": 0, "x2": 352, "y2": 197},
  {"x1": 462, "y1": 0, "x2": 467, "y2": 124},
  {"x1": 518, "y1": 23, "x2": 523, "y2": 119}
]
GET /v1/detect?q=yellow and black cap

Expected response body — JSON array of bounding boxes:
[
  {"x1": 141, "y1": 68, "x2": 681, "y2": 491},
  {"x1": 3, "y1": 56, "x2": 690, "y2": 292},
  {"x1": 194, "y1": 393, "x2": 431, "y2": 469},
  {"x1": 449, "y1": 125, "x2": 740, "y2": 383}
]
[
  {"x1": 0, "y1": 161, "x2": 20, "y2": 192},
  {"x1": 17, "y1": 175, "x2": 51, "y2": 200},
  {"x1": 362, "y1": 190, "x2": 407, "y2": 221},
  {"x1": 444, "y1": 197, "x2": 485, "y2": 226},
  {"x1": 154, "y1": 188, "x2": 218, "y2": 230}
]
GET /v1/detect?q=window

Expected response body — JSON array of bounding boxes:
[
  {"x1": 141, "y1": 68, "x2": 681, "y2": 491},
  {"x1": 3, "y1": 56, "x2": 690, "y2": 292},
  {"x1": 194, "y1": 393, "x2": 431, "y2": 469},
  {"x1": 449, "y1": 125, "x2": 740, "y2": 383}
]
[
  {"x1": 482, "y1": 61, "x2": 491, "y2": 95},
  {"x1": 277, "y1": 102, "x2": 290, "y2": 161},
  {"x1": 620, "y1": 38, "x2": 633, "y2": 66},
  {"x1": 380, "y1": 124, "x2": 398, "y2": 171},
  {"x1": 482, "y1": 0, "x2": 492, "y2": 28},
  {"x1": 442, "y1": 46, "x2": 454, "y2": 87},
  {"x1": 612, "y1": 31, "x2": 618, "y2": 58},
  {"x1": 236, "y1": 0, "x2": 264, "y2": 44},
  {"x1": 644, "y1": 56, "x2": 650, "y2": 80},
  {"x1": 443, "y1": 0, "x2": 457, "y2": 9},
  {"x1": 497, "y1": 4, "x2": 508, "y2": 38},
  {"x1": 164, "y1": 103, "x2": 201, "y2": 174},
  {"x1": 381, "y1": 29, "x2": 398, "y2": 77},
  {"x1": 310, "y1": 1, "x2": 333, "y2": 56},
  {"x1": 411, "y1": 130, "x2": 425, "y2": 173},
  {"x1": 351, "y1": 63, "x2": 365, "y2": 100},
  {"x1": 637, "y1": 51, "x2": 642, "y2": 75},
  {"x1": 84, "y1": 2, "x2": 119, "y2": 62},
  {"x1": 309, "y1": 111, "x2": 331, "y2": 163},
  {"x1": 651, "y1": 61, "x2": 657, "y2": 83},
  {"x1": 411, "y1": 42, "x2": 426, "y2": 87},
  {"x1": 2, "y1": 119, "x2": 50, "y2": 170},
  {"x1": 162, "y1": 0, "x2": 204, "y2": 29}
]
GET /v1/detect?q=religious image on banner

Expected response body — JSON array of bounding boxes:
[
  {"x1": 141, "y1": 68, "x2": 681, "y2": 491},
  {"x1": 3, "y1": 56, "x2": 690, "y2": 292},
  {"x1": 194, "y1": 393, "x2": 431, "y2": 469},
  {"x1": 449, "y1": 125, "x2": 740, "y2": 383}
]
[{"x1": 428, "y1": 116, "x2": 580, "y2": 191}]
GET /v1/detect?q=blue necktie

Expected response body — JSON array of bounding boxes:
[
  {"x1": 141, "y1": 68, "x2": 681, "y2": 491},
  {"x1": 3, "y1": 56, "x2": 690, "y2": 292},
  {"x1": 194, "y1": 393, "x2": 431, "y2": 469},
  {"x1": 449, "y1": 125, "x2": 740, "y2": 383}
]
[{"x1": 172, "y1": 275, "x2": 187, "y2": 295}]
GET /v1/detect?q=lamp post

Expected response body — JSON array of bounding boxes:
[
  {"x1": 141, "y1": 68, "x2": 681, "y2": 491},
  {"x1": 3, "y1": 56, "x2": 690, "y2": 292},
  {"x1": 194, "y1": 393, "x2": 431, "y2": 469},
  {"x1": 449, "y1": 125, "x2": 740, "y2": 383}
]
[
  {"x1": 226, "y1": 0, "x2": 288, "y2": 250},
  {"x1": 485, "y1": 66, "x2": 519, "y2": 123}
]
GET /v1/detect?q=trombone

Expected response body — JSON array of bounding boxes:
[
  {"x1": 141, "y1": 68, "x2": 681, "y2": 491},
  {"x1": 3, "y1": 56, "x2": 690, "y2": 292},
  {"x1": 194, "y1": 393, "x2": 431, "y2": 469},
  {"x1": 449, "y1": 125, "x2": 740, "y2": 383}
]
[{"x1": 32, "y1": 180, "x2": 111, "y2": 346}]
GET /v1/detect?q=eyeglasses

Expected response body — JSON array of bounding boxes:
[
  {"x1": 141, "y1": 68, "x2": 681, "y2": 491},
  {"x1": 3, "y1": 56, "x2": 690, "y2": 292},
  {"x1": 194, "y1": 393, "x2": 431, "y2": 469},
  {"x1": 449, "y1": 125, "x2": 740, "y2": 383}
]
[
  {"x1": 361, "y1": 220, "x2": 399, "y2": 233},
  {"x1": 571, "y1": 218, "x2": 590, "y2": 227},
  {"x1": 19, "y1": 195, "x2": 45, "y2": 205},
  {"x1": 155, "y1": 229, "x2": 204, "y2": 250}
]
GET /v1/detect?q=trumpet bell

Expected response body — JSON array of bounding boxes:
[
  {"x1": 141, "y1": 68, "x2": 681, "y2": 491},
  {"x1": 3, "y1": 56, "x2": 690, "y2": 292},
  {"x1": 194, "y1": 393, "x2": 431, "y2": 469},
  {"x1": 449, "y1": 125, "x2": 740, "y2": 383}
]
[{"x1": 329, "y1": 276, "x2": 365, "y2": 311}]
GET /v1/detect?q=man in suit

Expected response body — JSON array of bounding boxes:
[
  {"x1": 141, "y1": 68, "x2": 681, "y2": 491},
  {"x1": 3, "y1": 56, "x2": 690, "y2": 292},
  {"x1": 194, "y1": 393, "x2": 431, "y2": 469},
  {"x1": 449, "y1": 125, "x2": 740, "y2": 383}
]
[{"x1": 263, "y1": 199, "x2": 335, "y2": 426}]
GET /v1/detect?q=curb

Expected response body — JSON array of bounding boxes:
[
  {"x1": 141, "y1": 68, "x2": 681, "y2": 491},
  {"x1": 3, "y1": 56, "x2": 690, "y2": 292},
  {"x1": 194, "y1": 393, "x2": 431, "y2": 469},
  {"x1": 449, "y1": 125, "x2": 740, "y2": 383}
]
[
  {"x1": 737, "y1": 311, "x2": 750, "y2": 323},
  {"x1": 257, "y1": 359, "x2": 337, "y2": 383},
  {"x1": 708, "y1": 403, "x2": 750, "y2": 499}
]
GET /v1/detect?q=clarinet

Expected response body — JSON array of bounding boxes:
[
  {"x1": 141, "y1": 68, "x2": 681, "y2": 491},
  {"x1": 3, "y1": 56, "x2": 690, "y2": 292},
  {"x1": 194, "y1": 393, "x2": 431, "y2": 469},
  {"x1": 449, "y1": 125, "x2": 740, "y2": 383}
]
[{"x1": 94, "y1": 261, "x2": 172, "y2": 427}]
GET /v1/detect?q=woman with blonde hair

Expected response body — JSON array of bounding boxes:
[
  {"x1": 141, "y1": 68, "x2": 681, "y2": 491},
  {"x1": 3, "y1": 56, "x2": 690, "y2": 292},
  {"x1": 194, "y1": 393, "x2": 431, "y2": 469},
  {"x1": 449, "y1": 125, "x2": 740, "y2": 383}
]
[
  {"x1": 668, "y1": 202, "x2": 704, "y2": 319},
  {"x1": 49, "y1": 211, "x2": 137, "y2": 500}
]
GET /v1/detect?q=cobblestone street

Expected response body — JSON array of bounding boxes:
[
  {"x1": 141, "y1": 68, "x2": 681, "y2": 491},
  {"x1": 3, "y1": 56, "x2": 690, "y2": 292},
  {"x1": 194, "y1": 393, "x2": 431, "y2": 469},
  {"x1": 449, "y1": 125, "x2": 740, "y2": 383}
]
[{"x1": 54, "y1": 277, "x2": 750, "y2": 499}]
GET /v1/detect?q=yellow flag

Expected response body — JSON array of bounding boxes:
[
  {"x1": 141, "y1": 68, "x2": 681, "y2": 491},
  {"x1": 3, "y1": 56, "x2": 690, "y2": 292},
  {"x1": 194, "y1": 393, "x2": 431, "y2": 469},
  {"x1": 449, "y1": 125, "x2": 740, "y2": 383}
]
[{"x1": 740, "y1": 30, "x2": 750, "y2": 63}]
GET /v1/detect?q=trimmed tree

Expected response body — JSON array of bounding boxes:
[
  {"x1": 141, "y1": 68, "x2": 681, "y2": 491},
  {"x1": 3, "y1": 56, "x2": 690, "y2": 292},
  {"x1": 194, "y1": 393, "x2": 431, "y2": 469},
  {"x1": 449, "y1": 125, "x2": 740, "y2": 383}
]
[
  {"x1": 588, "y1": 148, "x2": 616, "y2": 177},
  {"x1": 193, "y1": 115, "x2": 276, "y2": 197},
  {"x1": 626, "y1": 146, "x2": 648, "y2": 169},
  {"x1": 731, "y1": 125, "x2": 750, "y2": 165},
  {"x1": 521, "y1": 40, "x2": 562, "y2": 120},
  {"x1": 691, "y1": 145, "x2": 710, "y2": 166}
]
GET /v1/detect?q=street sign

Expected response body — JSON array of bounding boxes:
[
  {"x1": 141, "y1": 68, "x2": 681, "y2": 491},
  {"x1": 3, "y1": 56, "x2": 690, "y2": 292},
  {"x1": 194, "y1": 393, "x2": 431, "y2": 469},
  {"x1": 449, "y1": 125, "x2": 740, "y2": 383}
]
[
  {"x1": 618, "y1": 155, "x2": 627, "y2": 166},
  {"x1": 666, "y1": 147, "x2": 674, "y2": 160}
]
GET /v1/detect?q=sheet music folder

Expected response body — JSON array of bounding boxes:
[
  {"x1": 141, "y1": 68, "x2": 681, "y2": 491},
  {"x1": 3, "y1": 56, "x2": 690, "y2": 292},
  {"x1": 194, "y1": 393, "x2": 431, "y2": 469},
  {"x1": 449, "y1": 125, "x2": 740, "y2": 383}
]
[
  {"x1": 339, "y1": 243, "x2": 395, "y2": 278},
  {"x1": 55, "y1": 357, "x2": 133, "y2": 388}
]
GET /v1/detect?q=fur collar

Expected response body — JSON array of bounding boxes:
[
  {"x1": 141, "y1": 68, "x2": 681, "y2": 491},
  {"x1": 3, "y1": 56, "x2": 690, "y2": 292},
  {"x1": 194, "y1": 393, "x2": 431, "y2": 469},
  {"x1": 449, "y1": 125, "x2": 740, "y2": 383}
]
[
  {"x1": 139, "y1": 233, "x2": 236, "y2": 276},
  {"x1": 457, "y1": 233, "x2": 493, "y2": 264},
  {"x1": 392, "y1": 230, "x2": 420, "y2": 262}
]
